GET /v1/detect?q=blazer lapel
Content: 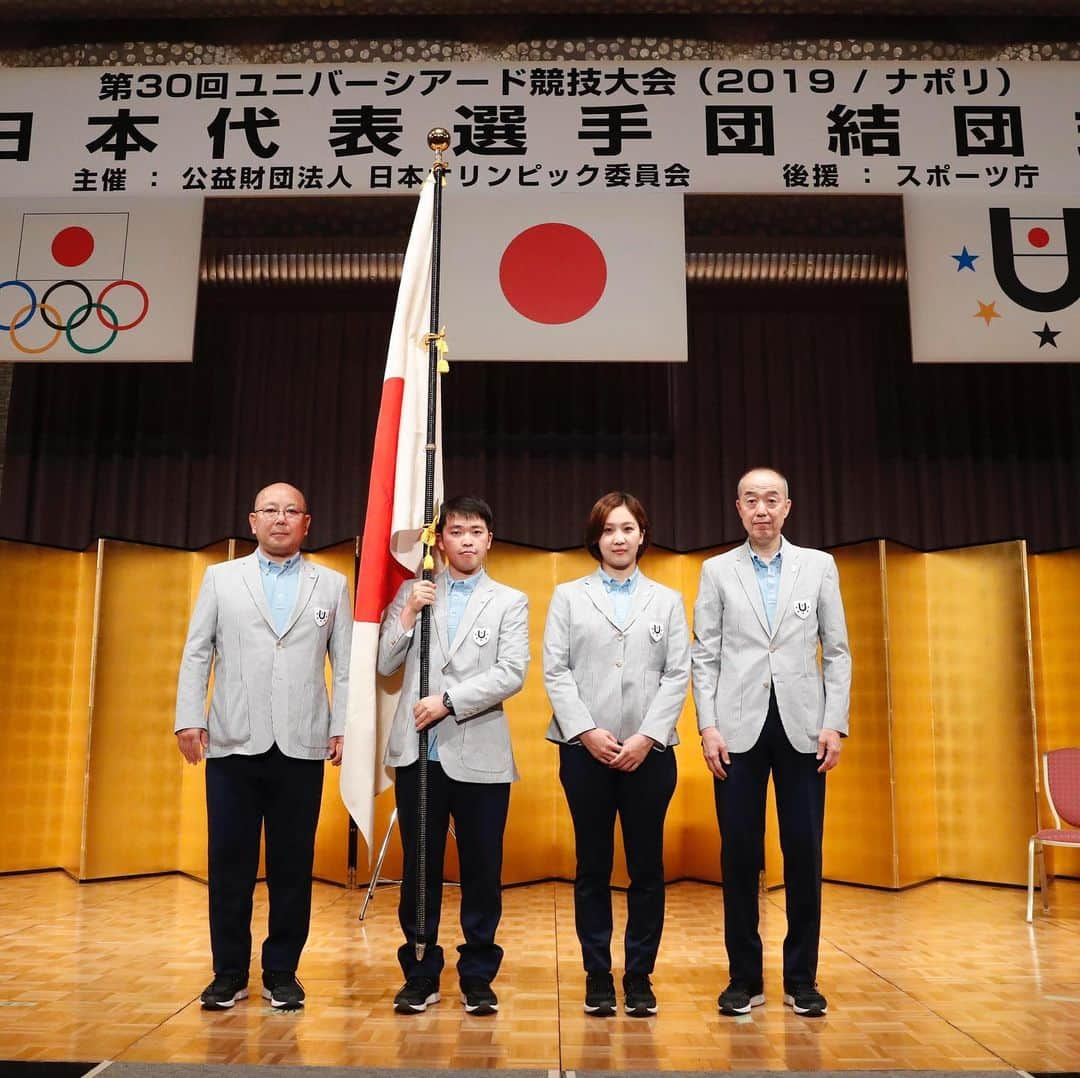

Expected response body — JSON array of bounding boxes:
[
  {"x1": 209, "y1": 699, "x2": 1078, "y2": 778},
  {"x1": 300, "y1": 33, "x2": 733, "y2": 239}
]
[
  {"x1": 583, "y1": 574, "x2": 621, "y2": 632},
  {"x1": 445, "y1": 578, "x2": 494, "y2": 663},
  {"x1": 281, "y1": 561, "x2": 318, "y2": 638},
  {"x1": 621, "y1": 575, "x2": 656, "y2": 631},
  {"x1": 430, "y1": 571, "x2": 450, "y2": 658},
  {"x1": 241, "y1": 554, "x2": 278, "y2": 635},
  {"x1": 734, "y1": 545, "x2": 771, "y2": 637},
  {"x1": 771, "y1": 541, "x2": 803, "y2": 639}
]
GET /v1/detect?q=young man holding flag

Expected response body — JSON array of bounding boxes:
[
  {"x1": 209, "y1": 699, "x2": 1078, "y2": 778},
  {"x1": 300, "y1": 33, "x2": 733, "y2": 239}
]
[{"x1": 377, "y1": 495, "x2": 529, "y2": 1016}]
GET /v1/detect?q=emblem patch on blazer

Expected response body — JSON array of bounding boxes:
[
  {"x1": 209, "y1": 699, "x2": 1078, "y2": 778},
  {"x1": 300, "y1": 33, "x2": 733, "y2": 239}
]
[
  {"x1": 649, "y1": 621, "x2": 664, "y2": 642},
  {"x1": 793, "y1": 600, "x2": 812, "y2": 619},
  {"x1": 313, "y1": 607, "x2": 330, "y2": 627},
  {"x1": 472, "y1": 625, "x2": 491, "y2": 646}
]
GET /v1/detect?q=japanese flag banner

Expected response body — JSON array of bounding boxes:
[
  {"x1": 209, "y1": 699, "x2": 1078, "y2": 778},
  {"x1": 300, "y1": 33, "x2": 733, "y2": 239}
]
[
  {"x1": 440, "y1": 191, "x2": 687, "y2": 362},
  {"x1": 0, "y1": 196, "x2": 203, "y2": 363},
  {"x1": 904, "y1": 193, "x2": 1080, "y2": 363}
]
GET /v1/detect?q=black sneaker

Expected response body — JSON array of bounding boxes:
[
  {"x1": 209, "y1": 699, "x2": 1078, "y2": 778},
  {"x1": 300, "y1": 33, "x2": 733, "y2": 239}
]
[
  {"x1": 784, "y1": 983, "x2": 828, "y2": 1017},
  {"x1": 718, "y1": 981, "x2": 765, "y2": 1016},
  {"x1": 623, "y1": 972, "x2": 657, "y2": 1017},
  {"x1": 262, "y1": 971, "x2": 305, "y2": 1011},
  {"x1": 200, "y1": 972, "x2": 249, "y2": 1010},
  {"x1": 584, "y1": 970, "x2": 616, "y2": 1016},
  {"x1": 394, "y1": 976, "x2": 441, "y2": 1014},
  {"x1": 460, "y1": 976, "x2": 499, "y2": 1015}
]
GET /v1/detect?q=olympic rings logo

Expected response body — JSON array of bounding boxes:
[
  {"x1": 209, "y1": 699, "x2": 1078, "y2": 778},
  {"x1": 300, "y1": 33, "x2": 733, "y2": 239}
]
[{"x1": 1, "y1": 278, "x2": 149, "y2": 355}]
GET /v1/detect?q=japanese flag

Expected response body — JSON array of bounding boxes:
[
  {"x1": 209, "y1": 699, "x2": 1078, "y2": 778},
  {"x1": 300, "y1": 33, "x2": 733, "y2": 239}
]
[
  {"x1": 16, "y1": 212, "x2": 129, "y2": 281},
  {"x1": 441, "y1": 192, "x2": 687, "y2": 362}
]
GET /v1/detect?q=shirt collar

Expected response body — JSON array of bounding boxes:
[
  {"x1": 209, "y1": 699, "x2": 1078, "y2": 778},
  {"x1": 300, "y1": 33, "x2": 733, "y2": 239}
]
[
  {"x1": 749, "y1": 538, "x2": 783, "y2": 570},
  {"x1": 447, "y1": 569, "x2": 484, "y2": 593},
  {"x1": 257, "y1": 549, "x2": 301, "y2": 574},
  {"x1": 598, "y1": 566, "x2": 639, "y2": 592}
]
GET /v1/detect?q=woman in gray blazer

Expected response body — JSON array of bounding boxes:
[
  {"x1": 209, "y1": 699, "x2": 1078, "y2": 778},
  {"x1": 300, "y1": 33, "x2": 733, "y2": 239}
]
[{"x1": 543, "y1": 491, "x2": 690, "y2": 1019}]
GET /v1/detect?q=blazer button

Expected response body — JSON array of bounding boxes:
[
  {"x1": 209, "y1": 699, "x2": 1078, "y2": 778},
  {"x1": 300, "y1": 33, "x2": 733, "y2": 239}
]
[
  {"x1": 276, "y1": 641, "x2": 283, "y2": 649},
  {"x1": 615, "y1": 660, "x2": 623, "y2": 668}
]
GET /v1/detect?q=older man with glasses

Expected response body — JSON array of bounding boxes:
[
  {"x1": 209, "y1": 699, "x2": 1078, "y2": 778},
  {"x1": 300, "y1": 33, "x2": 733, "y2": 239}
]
[{"x1": 175, "y1": 481, "x2": 351, "y2": 1012}]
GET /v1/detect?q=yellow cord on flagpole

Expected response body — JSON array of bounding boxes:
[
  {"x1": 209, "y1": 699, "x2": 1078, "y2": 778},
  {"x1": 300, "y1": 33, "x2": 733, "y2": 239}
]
[
  {"x1": 422, "y1": 328, "x2": 450, "y2": 373},
  {"x1": 420, "y1": 502, "x2": 441, "y2": 571}
]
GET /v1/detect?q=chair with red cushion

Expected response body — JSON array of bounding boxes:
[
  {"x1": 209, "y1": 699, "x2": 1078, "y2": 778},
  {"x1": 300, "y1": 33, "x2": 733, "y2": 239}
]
[{"x1": 1027, "y1": 747, "x2": 1080, "y2": 922}]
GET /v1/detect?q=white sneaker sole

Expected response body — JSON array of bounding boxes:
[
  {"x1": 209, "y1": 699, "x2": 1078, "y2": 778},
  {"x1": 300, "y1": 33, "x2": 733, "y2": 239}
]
[
  {"x1": 783, "y1": 993, "x2": 827, "y2": 1016},
  {"x1": 395, "y1": 991, "x2": 440, "y2": 1013},
  {"x1": 583, "y1": 1001, "x2": 616, "y2": 1015},
  {"x1": 201, "y1": 987, "x2": 248, "y2": 1010},
  {"x1": 460, "y1": 993, "x2": 499, "y2": 1014},
  {"x1": 719, "y1": 992, "x2": 765, "y2": 1015},
  {"x1": 624, "y1": 1003, "x2": 658, "y2": 1016},
  {"x1": 262, "y1": 987, "x2": 304, "y2": 1009}
]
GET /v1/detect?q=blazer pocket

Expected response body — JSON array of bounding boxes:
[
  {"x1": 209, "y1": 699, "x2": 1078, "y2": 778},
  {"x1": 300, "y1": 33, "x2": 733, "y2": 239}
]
[
  {"x1": 297, "y1": 680, "x2": 331, "y2": 749},
  {"x1": 460, "y1": 711, "x2": 513, "y2": 773},
  {"x1": 641, "y1": 669, "x2": 662, "y2": 718}
]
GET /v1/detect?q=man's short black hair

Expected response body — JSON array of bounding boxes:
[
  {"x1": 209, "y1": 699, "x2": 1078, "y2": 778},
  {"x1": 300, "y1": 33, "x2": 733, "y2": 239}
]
[{"x1": 437, "y1": 494, "x2": 494, "y2": 533}]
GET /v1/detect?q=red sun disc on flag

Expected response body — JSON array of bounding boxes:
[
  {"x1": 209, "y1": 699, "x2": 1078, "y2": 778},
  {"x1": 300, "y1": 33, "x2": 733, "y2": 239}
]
[
  {"x1": 1027, "y1": 227, "x2": 1051, "y2": 249},
  {"x1": 51, "y1": 226, "x2": 95, "y2": 268},
  {"x1": 499, "y1": 223, "x2": 607, "y2": 324}
]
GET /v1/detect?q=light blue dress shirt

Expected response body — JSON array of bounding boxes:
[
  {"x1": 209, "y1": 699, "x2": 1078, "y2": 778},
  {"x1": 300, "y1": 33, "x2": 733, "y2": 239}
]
[
  {"x1": 256, "y1": 549, "x2": 302, "y2": 635},
  {"x1": 598, "y1": 566, "x2": 639, "y2": 629},
  {"x1": 750, "y1": 542, "x2": 782, "y2": 631},
  {"x1": 429, "y1": 571, "x2": 483, "y2": 762}
]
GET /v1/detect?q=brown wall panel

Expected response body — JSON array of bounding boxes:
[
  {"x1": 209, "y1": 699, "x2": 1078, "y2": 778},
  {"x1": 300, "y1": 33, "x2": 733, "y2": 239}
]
[
  {"x1": 1028, "y1": 550, "x2": 1080, "y2": 878},
  {"x1": 0, "y1": 542, "x2": 93, "y2": 873},
  {"x1": 82, "y1": 541, "x2": 195, "y2": 879},
  {"x1": 307, "y1": 541, "x2": 357, "y2": 886},
  {"x1": 488, "y1": 543, "x2": 563, "y2": 885},
  {"x1": 676, "y1": 547, "x2": 730, "y2": 884},
  {"x1": 176, "y1": 542, "x2": 234, "y2": 883},
  {"x1": 928, "y1": 542, "x2": 1037, "y2": 886},
  {"x1": 825, "y1": 542, "x2": 894, "y2": 887},
  {"x1": 4, "y1": 535, "x2": 1067, "y2": 895},
  {"x1": 60, "y1": 548, "x2": 98, "y2": 878},
  {"x1": 884, "y1": 543, "x2": 939, "y2": 887}
]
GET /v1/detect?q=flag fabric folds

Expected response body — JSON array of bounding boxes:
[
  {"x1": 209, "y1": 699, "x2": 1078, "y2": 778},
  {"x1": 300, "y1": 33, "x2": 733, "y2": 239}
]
[{"x1": 340, "y1": 174, "x2": 444, "y2": 855}]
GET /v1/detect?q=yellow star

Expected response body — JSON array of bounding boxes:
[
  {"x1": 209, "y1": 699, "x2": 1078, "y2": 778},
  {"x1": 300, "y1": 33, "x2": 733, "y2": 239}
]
[{"x1": 974, "y1": 300, "x2": 1002, "y2": 326}]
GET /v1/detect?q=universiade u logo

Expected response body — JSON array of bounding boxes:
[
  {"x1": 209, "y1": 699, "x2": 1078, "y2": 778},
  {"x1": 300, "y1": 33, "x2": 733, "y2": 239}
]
[
  {"x1": 0, "y1": 277, "x2": 149, "y2": 355},
  {"x1": 989, "y1": 206, "x2": 1080, "y2": 314}
]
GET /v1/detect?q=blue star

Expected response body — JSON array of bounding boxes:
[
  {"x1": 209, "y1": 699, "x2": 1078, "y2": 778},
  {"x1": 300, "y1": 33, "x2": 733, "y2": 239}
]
[{"x1": 952, "y1": 246, "x2": 979, "y2": 271}]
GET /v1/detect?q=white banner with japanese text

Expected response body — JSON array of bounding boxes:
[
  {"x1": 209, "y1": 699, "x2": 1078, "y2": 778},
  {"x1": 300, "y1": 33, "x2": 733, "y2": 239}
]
[
  {"x1": 0, "y1": 61, "x2": 1075, "y2": 199},
  {"x1": 2, "y1": 61, "x2": 1076, "y2": 363}
]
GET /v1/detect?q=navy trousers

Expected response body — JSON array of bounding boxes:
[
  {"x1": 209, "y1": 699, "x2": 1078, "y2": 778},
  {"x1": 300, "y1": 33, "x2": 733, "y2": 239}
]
[
  {"x1": 395, "y1": 760, "x2": 511, "y2": 983},
  {"x1": 559, "y1": 741, "x2": 677, "y2": 975},
  {"x1": 714, "y1": 687, "x2": 827, "y2": 989},
  {"x1": 205, "y1": 743, "x2": 324, "y2": 977}
]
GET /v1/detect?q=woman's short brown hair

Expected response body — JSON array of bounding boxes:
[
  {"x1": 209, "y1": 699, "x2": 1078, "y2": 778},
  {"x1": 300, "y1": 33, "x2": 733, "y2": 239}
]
[{"x1": 584, "y1": 491, "x2": 650, "y2": 563}]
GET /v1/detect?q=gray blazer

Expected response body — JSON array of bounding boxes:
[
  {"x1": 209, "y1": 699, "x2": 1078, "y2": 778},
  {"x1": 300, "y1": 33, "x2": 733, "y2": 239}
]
[
  {"x1": 175, "y1": 552, "x2": 352, "y2": 760},
  {"x1": 691, "y1": 539, "x2": 851, "y2": 754},
  {"x1": 543, "y1": 570, "x2": 690, "y2": 747},
  {"x1": 378, "y1": 570, "x2": 529, "y2": 783}
]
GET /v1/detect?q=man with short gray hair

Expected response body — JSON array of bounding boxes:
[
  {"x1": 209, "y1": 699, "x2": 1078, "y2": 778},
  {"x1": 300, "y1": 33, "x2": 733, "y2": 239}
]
[{"x1": 692, "y1": 467, "x2": 851, "y2": 1019}]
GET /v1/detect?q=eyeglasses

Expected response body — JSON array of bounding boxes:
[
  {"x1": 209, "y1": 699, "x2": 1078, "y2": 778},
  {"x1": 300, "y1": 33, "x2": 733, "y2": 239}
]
[{"x1": 253, "y1": 506, "x2": 307, "y2": 520}]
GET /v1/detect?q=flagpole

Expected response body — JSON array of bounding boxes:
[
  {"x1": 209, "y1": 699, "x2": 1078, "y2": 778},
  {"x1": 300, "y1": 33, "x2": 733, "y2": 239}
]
[{"x1": 415, "y1": 126, "x2": 450, "y2": 961}]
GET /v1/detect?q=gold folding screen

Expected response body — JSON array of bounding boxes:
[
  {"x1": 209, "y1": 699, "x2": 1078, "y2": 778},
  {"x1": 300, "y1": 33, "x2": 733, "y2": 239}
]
[
  {"x1": 1029, "y1": 550, "x2": 1080, "y2": 878},
  {"x1": 2, "y1": 537, "x2": 1077, "y2": 893}
]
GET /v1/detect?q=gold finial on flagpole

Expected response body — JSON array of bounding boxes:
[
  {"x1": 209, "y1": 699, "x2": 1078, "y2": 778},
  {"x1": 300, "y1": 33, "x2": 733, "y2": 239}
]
[{"x1": 428, "y1": 127, "x2": 451, "y2": 176}]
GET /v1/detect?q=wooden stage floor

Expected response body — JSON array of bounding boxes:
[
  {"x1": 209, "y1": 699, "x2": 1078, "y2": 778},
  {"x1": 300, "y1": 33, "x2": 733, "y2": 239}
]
[{"x1": 1, "y1": 871, "x2": 1077, "y2": 1072}]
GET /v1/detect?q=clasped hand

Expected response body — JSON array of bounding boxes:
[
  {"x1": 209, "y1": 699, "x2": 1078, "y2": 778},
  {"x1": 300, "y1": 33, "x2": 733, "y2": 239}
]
[{"x1": 579, "y1": 729, "x2": 654, "y2": 772}]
